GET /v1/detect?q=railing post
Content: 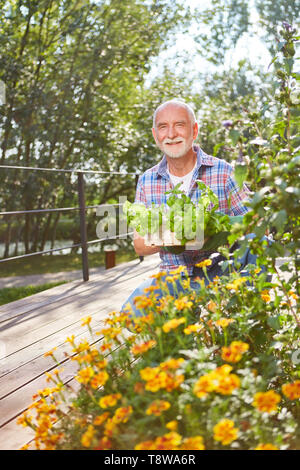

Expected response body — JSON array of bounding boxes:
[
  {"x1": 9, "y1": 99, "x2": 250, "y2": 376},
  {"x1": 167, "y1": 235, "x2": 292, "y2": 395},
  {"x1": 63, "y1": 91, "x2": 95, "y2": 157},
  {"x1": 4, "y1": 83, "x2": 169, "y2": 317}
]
[
  {"x1": 77, "y1": 171, "x2": 89, "y2": 281},
  {"x1": 135, "y1": 173, "x2": 144, "y2": 263}
]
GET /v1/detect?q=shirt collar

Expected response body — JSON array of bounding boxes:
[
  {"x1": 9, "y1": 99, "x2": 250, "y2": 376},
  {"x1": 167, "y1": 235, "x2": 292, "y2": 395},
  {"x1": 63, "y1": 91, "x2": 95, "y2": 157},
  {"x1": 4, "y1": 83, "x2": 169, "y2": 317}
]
[{"x1": 157, "y1": 144, "x2": 214, "y2": 179}]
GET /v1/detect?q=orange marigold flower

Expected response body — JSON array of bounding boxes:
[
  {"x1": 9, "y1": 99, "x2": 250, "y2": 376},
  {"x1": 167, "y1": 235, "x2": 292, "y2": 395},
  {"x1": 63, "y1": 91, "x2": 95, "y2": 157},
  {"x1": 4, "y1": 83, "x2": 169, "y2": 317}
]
[
  {"x1": 255, "y1": 443, "x2": 278, "y2": 450},
  {"x1": 193, "y1": 374, "x2": 215, "y2": 398},
  {"x1": 134, "y1": 295, "x2": 153, "y2": 310},
  {"x1": 193, "y1": 365, "x2": 240, "y2": 398},
  {"x1": 153, "y1": 432, "x2": 182, "y2": 450},
  {"x1": 180, "y1": 436, "x2": 205, "y2": 450},
  {"x1": 93, "y1": 412, "x2": 110, "y2": 426},
  {"x1": 135, "y1": 440, "x2": 155, "y2": 450},
  {"x1": 131, "y1": 340, "x2": 157, "y2": 356},
  {"x1": 99, "y1": 393, "x2": 121, "y2": 409},
  {"x1": 75, "y1": 366, "x2": 95, "y2": 384},
  {"x1": 261, "y1": 290, "x2": 271, "y2": 302},
  {"x1": 160, "y1": 358, "x2": 185, "y2": 370},
  {"x1": 214, "y1": 372, "x2": 240, "y2": 395},
  {"x1": 90, "y1": 370, "x2": 109, "y2": 389},
  {"x1": 112, "y1": 406, "x2": 133, "y2": 424},
  {"x1": 140, "y1": 366, "x2": 161, "y2": 382},
  {"x1": 95, "y1": 436, "x2": 112, "y2": 450},
  {"x1": 81, "y1": 425, "x2": 95, "y2": 448},
  {"x1": 252, "y1": 391, "x2": 281, "y2": 413},
  {"x1": 174, "y1": 296, "x2": 193, "y2": 311},
  {"x1": 162, "y1": 317, "x2": 186, "y2": 333},
  {"x1": 221, "y1": 341, "x2": 249, "y2": 363},
  {"x1": 207, "y1": 300, "x2": 217, "y2": 312},
  {"x1": 282, "y1": 380, "x2": 300, "y2": 400},
  {"x1": 213, "y1": 419, "x2": 239, "y2": 445},
  {"x1": 146, "y1": 400, "x2": 171, "y2": 416}
]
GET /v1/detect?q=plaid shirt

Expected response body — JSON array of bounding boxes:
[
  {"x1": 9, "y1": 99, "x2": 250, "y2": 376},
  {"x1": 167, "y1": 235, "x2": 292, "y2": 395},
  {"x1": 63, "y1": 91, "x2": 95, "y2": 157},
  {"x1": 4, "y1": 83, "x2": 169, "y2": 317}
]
[{"x1": 135, "y1": 145, "x2": 251, "y2": 276}]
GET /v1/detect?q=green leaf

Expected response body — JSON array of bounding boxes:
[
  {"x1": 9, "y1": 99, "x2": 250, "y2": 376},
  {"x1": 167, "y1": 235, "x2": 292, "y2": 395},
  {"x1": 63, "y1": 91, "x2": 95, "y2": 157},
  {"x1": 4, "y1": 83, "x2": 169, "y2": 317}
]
[
  {"x1": 229, "y1": 129, "x2": 241, "y2": 146},
  {"x1": 234, "y1": 164, "x2": 248, "y2": 189}
]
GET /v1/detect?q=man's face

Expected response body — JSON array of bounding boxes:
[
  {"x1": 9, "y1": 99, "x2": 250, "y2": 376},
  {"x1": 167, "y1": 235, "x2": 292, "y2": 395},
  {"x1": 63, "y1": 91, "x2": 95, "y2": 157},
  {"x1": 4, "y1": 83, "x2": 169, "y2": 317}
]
[{"x1": 152, "y1": 104, "x2": 198, "y2": 159}]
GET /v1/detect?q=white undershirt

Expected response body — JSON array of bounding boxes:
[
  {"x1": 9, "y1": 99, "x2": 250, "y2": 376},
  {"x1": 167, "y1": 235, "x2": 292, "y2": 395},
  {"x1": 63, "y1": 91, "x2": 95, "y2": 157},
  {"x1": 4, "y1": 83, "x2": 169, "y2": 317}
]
[{"x1": 167, "y1": 162, "x2": 197, "y2": 196}]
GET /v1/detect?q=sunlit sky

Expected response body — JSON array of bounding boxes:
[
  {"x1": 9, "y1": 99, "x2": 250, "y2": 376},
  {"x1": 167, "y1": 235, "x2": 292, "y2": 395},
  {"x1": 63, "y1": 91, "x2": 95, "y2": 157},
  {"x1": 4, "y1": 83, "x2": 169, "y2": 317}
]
[{"x1": 147, "y1": 0, "x2": 272, "y2": 84}]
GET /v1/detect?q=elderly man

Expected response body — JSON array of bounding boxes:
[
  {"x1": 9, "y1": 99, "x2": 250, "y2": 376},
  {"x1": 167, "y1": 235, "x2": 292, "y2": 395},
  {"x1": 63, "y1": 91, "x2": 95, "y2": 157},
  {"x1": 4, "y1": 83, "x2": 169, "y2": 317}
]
[{"x1": 121, "y1": 99, "x2": 269, "y2": 316}]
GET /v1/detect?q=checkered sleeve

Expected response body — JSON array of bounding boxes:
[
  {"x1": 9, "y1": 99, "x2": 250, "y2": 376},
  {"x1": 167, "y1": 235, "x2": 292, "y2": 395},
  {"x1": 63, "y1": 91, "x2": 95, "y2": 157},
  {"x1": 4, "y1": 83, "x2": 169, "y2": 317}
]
[
  {"x1": 134, "y1": 175, "x2": 147, "y2": 205},
  {"x1": 225, "y1": 173, "x2": 251, "y2": 216}
]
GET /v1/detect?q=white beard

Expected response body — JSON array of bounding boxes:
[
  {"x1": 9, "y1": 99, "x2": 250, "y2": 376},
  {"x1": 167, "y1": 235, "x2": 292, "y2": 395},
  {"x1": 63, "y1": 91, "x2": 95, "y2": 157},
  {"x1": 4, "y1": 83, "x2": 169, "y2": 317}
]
[{"x1": 158, "y1": 136, "x2": 193, "y2": 159}]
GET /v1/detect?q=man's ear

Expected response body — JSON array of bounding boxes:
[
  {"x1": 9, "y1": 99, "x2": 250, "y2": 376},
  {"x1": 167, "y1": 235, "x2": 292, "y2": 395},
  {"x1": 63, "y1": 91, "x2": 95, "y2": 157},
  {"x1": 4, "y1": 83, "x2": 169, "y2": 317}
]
[
  {"x1": 193, "y1": 122, "x2": 199, "y2": 141},
  {"x1": 152, "y1": 127, "x2": 158, "y2": 143}
]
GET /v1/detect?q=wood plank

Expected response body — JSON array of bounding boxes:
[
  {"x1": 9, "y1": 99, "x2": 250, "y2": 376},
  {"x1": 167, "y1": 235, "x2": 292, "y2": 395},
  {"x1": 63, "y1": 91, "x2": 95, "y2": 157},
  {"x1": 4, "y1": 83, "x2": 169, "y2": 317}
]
[
  {"x1": 0, "y1": 258, "x2": 159, "y2": 357},
  {"x1": 0, "y1": 276, "x2": 149, "y2": 363},
  {"x1": 0, "y1": 255, "x2": 160, "y2": 322}
]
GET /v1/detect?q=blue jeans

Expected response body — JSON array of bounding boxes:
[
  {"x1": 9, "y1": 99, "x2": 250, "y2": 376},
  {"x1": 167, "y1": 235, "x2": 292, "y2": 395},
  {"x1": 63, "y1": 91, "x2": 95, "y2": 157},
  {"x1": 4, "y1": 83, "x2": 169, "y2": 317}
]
[{"x1": 121, "y1": 234, "x2": 272, "y2": 317}]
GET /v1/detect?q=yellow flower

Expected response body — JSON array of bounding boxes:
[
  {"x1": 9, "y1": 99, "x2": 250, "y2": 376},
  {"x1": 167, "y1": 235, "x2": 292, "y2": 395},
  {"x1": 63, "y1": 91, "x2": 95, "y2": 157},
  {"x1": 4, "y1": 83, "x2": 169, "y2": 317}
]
[
  {"x1": 140, "y1": 366, "x2": 161, "y2": 382},
  {"x1": 225, "y1": 277, "x2": 247, "y2": 291},
  {"x1": 166, "y1": 420, "x2": 178, "y2": 431},
  {"x1": 99, "y1": 393, "x2": 121, "y2": 409},
  {"x1": 215, "y1": 318, "x2": 235, "y2": 328},
  {"x1": 170, "y1": 266, "x2": 188, "y2": 275},
  {"x1": 90, "y1": 370, "x2": 109, "y2": 389},
  {"x1": 160, "y1": 358, "x2": 185, "y2": 370},
  {"x1": 193, "y1": 374, "x2": 215, "y2": 398},
  {"x1": 214, "y1": 372, "x2": 240, "y2": 395},
  {"x1": 207, "y1": 300, "x2": 217, "y2": 312},
  {"x1": 213, "y1": 419, "x2": 239, "y2": 445},
  {"x1": 184, "y1": 324, "x2": 203, "y2": 335},
  {"x1": 146, "y1": 400, "x2": 171, "y2": 416},
  {"x1": 255, "y1": 443, "x2": 279, "y2": 450},
  {"x1": 81, "y1": 425, "x2": 95, "y2": 448},
  {"x1": 162, "y1": 317, "x2": 186, "y2": 333},
  {"x1": 131, "y1": 340, "x2": 157, "y2": 356},
  {"x1": 252, "y1": 391, "x2": 281, "y2": 413},
  {"x1": 182, "y1": 278, "x2": 191, "y2": 289},
  {"x1": 75, "y1": 367, "x2": 95, "y2": 384},
  {"x1": 261, "y1": 290, "x2": 271, "y2": 302},
  {"x1": 81, "y1": 316, "x2": 92, "y2": 327},
  {"x1": 221, "y1": 341, "x2": 249, "y2": 363},
  {"x1": 180, "y1": 436, "x2": 205, "y2": 450},
  {"x1": 135, "y1": 440, "x2": 155, "y2": 450},
  {"x1": 281, "y1": 380, "x2": 300, "y2": 400},
  {"x1": 112, "y1": 406, "x2": 133, "y2": 424},
  {"x1": 134, "y1": 295, "x2": 153, "y2": 310},
  {"x1": 93, "y1": 412, "x2": 110, "y2": 426},
  {"x1": 174, "y1": 297, "x2": 193, "y2": 311},
  {"x1": 288, "y1": 290, "x2": 298, "y2": 300},
  {"x1": 152, "y1": 432, "x2": 182, "y2": 450},
  {"x1": 43, "y1": 348, "x2": 57, "y2": 358},
  {"x1": 193, "y1": 365, "x2": 240, "y2": 398},
  {"x1": 195, "y1": 259, "x2": 212, "y2": 268}
]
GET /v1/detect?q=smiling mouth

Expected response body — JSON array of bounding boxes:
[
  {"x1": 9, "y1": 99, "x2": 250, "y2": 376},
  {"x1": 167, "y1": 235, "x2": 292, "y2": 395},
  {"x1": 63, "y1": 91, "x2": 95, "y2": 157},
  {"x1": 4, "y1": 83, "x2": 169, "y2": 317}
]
[{"x1": 165, "y1": 140, "x2": 183, "y2": 145}]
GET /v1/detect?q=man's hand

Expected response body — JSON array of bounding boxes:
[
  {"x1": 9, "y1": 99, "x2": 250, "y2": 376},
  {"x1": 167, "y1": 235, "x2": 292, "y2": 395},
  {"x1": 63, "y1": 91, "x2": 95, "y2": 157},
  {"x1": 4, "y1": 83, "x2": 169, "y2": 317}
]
[{"x1": 133, "y1": 230, "x2": 161, "y2": 256}]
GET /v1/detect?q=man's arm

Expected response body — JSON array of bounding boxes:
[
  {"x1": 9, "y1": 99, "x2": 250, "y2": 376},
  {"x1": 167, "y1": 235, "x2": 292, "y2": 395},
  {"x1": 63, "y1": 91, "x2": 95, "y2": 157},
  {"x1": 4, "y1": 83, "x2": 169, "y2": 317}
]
[{"x1": 133, "y1": 230, "x2": 161, "y2": 256}]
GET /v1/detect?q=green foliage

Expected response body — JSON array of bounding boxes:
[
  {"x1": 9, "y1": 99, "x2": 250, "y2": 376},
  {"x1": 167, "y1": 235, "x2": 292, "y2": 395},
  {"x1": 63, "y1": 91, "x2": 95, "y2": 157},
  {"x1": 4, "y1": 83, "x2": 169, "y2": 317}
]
[{"x1": 0, "y1": 281, "x2": 67, "y2": 305}]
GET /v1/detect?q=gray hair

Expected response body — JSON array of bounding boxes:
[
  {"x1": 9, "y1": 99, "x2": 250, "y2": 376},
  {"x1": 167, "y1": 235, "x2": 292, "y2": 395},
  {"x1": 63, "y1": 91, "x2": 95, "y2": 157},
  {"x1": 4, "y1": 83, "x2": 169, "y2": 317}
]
[{"x1": 152, "y1": 99, "x2": 196, "y2": 129}]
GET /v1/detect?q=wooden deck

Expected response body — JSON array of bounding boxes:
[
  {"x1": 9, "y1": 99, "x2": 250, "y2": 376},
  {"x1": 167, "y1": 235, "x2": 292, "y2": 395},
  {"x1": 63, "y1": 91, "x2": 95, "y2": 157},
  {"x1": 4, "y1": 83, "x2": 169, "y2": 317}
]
[{"x1": 0, "y1": 254, "x2": 161, "y2": 450}]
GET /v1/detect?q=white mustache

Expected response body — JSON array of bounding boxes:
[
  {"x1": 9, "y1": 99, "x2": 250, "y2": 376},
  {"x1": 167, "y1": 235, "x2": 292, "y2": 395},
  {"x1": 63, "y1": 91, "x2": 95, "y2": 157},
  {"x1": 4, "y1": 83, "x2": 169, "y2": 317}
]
[{"x1": 163, "y1": 138, "x2": 184, "y2": 144}]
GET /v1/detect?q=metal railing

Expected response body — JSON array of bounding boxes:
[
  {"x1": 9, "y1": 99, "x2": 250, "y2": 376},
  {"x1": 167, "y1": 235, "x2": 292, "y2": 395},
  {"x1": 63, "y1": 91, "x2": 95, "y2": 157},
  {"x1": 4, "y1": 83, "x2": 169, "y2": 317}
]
[{"x1": 0, "y1": 165, "x2": 141, "y2": 281}]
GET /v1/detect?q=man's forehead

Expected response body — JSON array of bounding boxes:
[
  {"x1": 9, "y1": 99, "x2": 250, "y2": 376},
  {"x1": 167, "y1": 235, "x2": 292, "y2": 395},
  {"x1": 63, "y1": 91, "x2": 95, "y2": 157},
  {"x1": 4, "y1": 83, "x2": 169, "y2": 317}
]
[{"x1": 155, "y1": 104, "x2": 190, "y2": 123}]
